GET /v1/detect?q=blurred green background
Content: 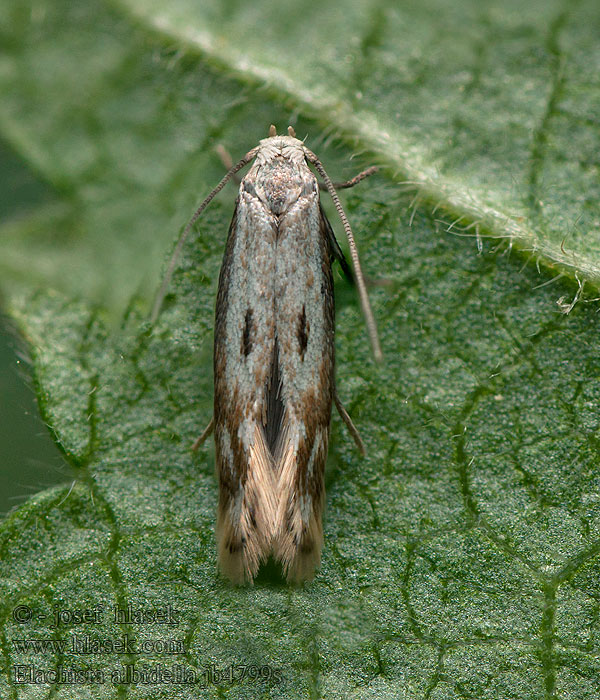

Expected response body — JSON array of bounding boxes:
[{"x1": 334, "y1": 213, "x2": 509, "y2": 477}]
[{"x1": 0, "y1": 140, "x2": 65, "y2": 514}]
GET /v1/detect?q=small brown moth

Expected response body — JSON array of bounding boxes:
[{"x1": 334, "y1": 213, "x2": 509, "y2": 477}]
[{"x1": 152, "y1": 126, "x2": 381, "y2": 584}]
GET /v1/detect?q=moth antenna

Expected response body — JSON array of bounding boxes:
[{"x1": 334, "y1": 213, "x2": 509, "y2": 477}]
[
  {"x1": 304, "y1": 148, "x2": 383, "y2": 362},
  {"x1": 150, "y1": 147, "x2": 259, "y2": 324},
  {"x1": 288, "y1": 125, "x2": 296, "y2": 137},
  {"x1": 269, "y1": 124, "x2": 277, "y2": 137}
]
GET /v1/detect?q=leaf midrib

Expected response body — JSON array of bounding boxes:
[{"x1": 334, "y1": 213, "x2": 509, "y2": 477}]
[{"x1": 116, "y1": 0, "x2": 594, "y2": 290}]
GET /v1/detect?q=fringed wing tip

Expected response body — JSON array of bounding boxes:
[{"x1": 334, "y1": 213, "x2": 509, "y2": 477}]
[
  {"x1": 280, "y1": 521, "x2": 323, "y2": 584},
  {"x1": 216, "y1": 425, "x2": 326, "y2": 585},
  {"x1": 217, "y1": 510, "x2": 324, "y2": 585},
  {"x1": 216, "y1": 427, "x2": 276, "y2": 585},
  {"x1": 216, "y1": 514, "x2": 261, "y2": 585},
  {"x1": 217, "y1": 518, "x2": 323, "y2": 585}
]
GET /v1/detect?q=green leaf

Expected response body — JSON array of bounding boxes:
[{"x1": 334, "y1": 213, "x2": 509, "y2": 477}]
[
  {"x1": 124, "y1": 0, "x2": 600, "y2": 280},
  {"x1": 1, "y1": 0, "x2": 600, "y2": 698},
  {"x1": 1, "y1": 0, "x2": 600, "y2": 310}
]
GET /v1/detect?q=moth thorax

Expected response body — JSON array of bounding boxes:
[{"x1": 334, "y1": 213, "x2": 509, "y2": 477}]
[{"x1": 260, "y1": 161, "x2": 308, "y2": 216}]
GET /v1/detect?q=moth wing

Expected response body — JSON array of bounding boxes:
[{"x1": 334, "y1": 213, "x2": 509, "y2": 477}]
[
  {"x1": 216, "y1": 424, "x2": 277, "y2": 584},
  {"x1": 270, "y1": 200, "x2": 335, "y2": 582},
  {"x1": 213, "y1": 200, "x2": 278, "y2": 584},
  {"x1": 272, "y1": 423, "x2": 328, "y2": 582},
  {"x1": 214, "y1": 173, "x2": 336, "y2": 584},
  {"x1": 320, "y1": 202, "x2": 353, "y2": 283}
]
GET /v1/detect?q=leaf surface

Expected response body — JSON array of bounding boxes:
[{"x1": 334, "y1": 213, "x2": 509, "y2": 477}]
[{"x1": 1, "y1": 1, "x2": 600, "y2": 698}]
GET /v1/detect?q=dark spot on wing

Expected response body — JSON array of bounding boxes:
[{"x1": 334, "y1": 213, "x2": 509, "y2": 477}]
[
  {"x1": 228, "y1": 539, "x2": 242, "y2": 553},
  {"x1": 248, "y1": 505, "x2": 257, "y2": 529},
  {"x1": 242, "y1": 309, "x2": 253, "y2": 357},
  {"x1": 264, "y1": 342, "x2": 284, "y2": 454},
  {"x1": 297, "y1": 305, "x2": 309, "y2": 360},
  {"x1": 243, "y1": 179, "x2": 257, "y2": 197}
]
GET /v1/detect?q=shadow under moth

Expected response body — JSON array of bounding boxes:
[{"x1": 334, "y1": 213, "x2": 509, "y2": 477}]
[{"x1": 152, "y1": 125, "x2": 381, "y2": 584}]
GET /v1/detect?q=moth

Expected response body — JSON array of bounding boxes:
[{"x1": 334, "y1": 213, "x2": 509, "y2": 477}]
[{"x1": 152, "y1": 126, "x2": 381, "y2": 584}]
